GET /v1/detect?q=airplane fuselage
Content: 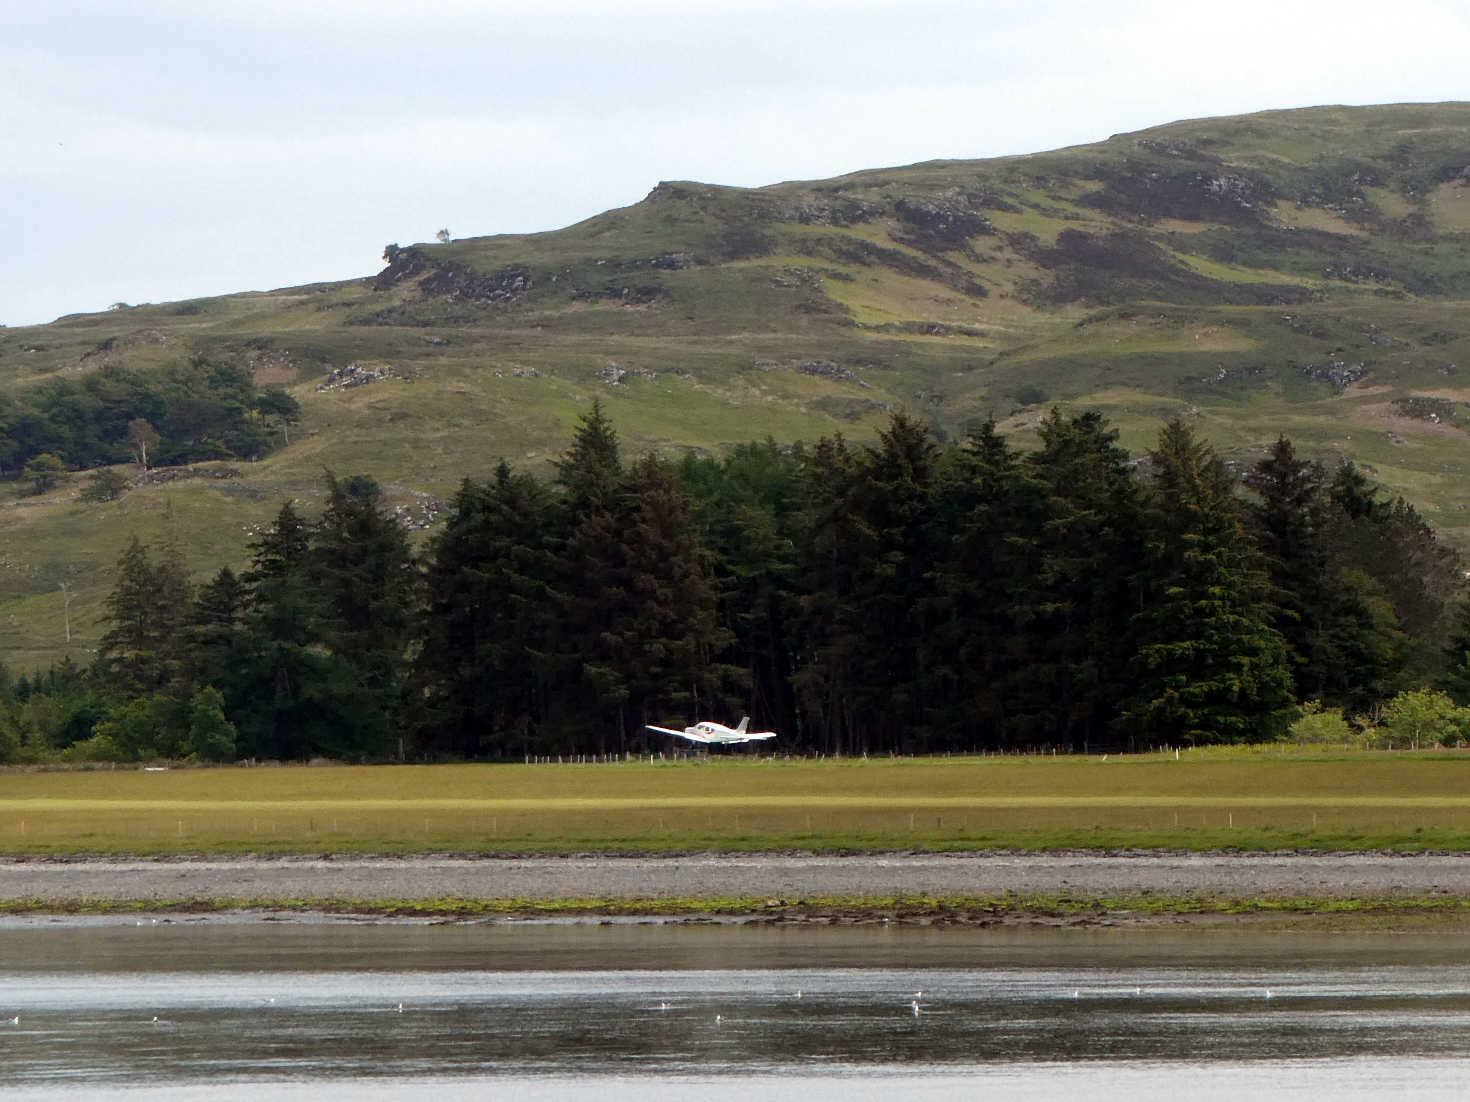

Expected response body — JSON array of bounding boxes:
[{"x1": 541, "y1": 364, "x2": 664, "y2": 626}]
[{"x1": 646, "y1": 717, "x2": 778, "y2": 745}]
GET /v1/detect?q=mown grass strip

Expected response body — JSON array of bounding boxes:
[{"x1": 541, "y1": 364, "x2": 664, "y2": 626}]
[{"x1": 5, "y1": 754, "x2": 1470, "y2": 855}]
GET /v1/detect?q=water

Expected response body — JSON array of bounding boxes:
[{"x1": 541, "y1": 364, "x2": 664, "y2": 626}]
[{"x1": 3, "y1": 917, "x2": 1470, "y2": 1098}]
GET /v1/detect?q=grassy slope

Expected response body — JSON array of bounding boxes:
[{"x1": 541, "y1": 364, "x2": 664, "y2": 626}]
[
  {"x1": 2, "y1": 102, "x2": 1469, "y2": 668},
  {"x1": 4, "y1": 751, "x2": 1470, "y2": 855}
]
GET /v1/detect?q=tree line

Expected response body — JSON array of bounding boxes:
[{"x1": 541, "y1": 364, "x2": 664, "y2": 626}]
[{"x1": 2, "y1": 403, "x2": 1468, "y2": 763}]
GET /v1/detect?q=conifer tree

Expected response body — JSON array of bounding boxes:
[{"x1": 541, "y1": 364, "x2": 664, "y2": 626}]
[
  {"x1": 925, "y1": 420, "x2": 1045, "y2": 749},
  {"x1": 311, "y1": 474, "x2": 418, "y2": 759},
  {"x1": 236, "y1": 501, "x2": 329, "y2": 759},
  {"x1": 97, "y1": 536, "x2": 158, "y2": 697},
  {"x1": 554, "y1": 450, "x2": 734, "y2": 751},
  {"x1": 97, "y1": 535, "x2": 192, "y2": 699},
  {"x1": 1021, "y1": 409, "x2": 1143, "y2": 748},
  {"x1": 555, "y1": 399, "x2": 622, "y2": 516},
  {"x1": 619, "y1": 453, "x2": 737, "y2": 742},
  {"x1": 1245, "y1": 437, "x2": 1333, "y2": 698},
  {"x1": 416, "y1": 464, "x2": 558, "y2": 757},
  {"x1": 790, "y1": 433, "x2": 865, "y2": 753},
  {"x1": 678, "y1": 440, "x2": 802, "y2": 744},
  {"x1": 548, "y1": 403, "x2": 628, "y2": 748},
  {"x1": 1118, "y1": 419, "x2": 1295, "y2": 744},
  {"x1": 1442, "y1": 602, "x2": 1470, "y2": 706},
  {"x1": 184, "y1": 566, "x2": 247, "y2": 710},
  {"x1": 846, "y1": 411, "x2": 940, "y2": 751},
  {"x1": 1324, "y1": 464, "x2": 1463, "y2": 685}
]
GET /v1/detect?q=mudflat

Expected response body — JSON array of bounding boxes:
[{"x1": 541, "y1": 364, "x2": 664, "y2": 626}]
[{"x1": 1, "y1": 851, "x2": 1467, "y2": 907}]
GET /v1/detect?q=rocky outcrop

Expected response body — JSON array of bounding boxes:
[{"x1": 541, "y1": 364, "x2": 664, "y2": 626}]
[
  {"x1": 317, "y1": 363, "x2": 396, "y2": 392},
  {"x1": 373, "y1": 246, "x2": 533, "y2": 305},
  {"x1": 1300, "y1": 359, "x2": 1369, "y2": 392},
  {"x1": 1392, "y1": 395, "x2": 1461, "y2": 422},
  {"x1": 597, "y1": 361, "x2": 658, "y2": 385}
]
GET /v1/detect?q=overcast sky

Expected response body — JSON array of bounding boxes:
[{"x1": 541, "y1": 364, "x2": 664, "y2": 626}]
[{"x1": 5, "y1": 0, "x2": 1467, "y2": 326}]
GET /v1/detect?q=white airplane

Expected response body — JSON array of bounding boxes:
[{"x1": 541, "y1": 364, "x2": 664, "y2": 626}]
[{"x1": 646, "y1": 716, "x2": 777, "y2": 745}]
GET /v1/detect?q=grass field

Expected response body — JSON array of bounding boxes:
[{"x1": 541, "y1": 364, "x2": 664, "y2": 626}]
[{"x1": 4, "y1": 750, "x2": 1470, "y2": 855}]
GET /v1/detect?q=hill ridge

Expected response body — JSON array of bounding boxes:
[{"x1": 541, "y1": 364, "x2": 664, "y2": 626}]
[{"x1": 1, "y1": 101, "x2": 1468, "y2": 668}]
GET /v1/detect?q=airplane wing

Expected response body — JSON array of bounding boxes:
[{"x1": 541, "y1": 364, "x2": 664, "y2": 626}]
[{"x1": 646, "y1": 724, "x2": 712, "y2": 744}]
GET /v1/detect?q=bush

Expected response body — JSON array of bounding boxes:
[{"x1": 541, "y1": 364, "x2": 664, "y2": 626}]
[
  {"x1": 79, "y1": 468, "x2": 131, "y2": 503},
  {"x1": 186, "y1": 687, "x2": 237, "y2": 763},
  {"x1": 1367, "y1": 689, "x2": 1470, "y2": 748},
  {"x1": 1286, "y1": 701, "x2": 1352, "y2": 744},
  {"x1": 22, "y1": 453, "x2": 67, "y2": 494},
  {"x1": 1013, "y1": 383, "x2": 1050, "y2": 408},
  {"x1": 58, "y1": 733, "x2": 127, "y2": 763},
  {"x1": 92, "y1": 695, "x2": 189, "y2": 760}
]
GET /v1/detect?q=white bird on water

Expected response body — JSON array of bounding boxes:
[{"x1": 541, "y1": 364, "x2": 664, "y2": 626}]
[
  {"x1": 7, "y1": 1015, "x2": 18, "y2": 1025},
  {"x1": 910, "y1": 1000, "x2": 921, "y2": 1018}
]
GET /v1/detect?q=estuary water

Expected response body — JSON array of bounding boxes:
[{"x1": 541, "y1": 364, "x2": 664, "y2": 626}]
[{"x1": 3, "y1": 918, "x2": 1470, "y2": 1099}]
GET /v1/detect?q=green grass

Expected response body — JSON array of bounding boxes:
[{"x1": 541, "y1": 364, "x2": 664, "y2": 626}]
[{"x1": 4, "y1": 752, "x2": 1470, "y2": 855}]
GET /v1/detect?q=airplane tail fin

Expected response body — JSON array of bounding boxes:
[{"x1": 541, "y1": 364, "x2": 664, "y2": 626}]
[{"x1": 736, "y1": 716, "x2": 749, "y2": 734}]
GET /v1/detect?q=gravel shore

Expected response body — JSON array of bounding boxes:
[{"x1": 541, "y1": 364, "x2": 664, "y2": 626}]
[{"x1": 2, "y1": 851, "x2": 1467, "y2": 907}]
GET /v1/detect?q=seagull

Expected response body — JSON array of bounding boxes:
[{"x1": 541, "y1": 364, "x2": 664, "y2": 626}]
[
  {"x1": 1071, "y1": 990, "x2": 1080, "y2": 999},
  {"x1": 911, "y1": 1000, "x2": 921, "y2": 1018},
  {"x1": 795, "y1": 990, "x2": 803, "y2": 1000},
  {"x1": 7, "y1": 1015, "x2": 18, "y2": 1025},
  {"x1": 396, "y1": 1003, "x2": 404, "y2": 1013},
  {"x1": 658, "y1": 1002, "x2": 671, "y2": 1011},
  {"x1": 1265, "y1": 989, "x2": 1274, "y2": 999},
  {"x1": 715, "y1": 1014, "x2": 723, "y2": 1024}
]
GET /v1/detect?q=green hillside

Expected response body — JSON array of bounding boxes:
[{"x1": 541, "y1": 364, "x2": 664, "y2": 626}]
[{"x1": 3, "y1": 102, "x2": 1469, "y2": 670}]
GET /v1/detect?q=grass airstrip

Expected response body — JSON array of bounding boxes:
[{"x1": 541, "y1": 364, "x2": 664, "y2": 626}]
[{"x1": 2, "y1": 748, "x2": 1470, "y2": 855}]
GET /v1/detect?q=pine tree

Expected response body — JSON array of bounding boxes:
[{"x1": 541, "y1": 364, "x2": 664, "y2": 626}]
[
  {"x1": 790, "y1": 433, "x2": 865, "y2": 754},
  {"x1": 1324, "y1": 463, "x2": 1464, "y2": 688},
  {"x1": 311, "y1": 474, "x2": 418, "y2": 759},
  {"x1": 1442, "y1": 601, "x2": 1470, "y2": 706},
  {"x1": 97, "y1": 535, "x2": 192, "y2": 698},
  {"x1": 416, "y1": 465, "x2": 558, "y2": 758},
  {"x1": 618, "y1": 453, "x2": 737, "y2": 745},
  {"x1": 1245, "y1": 437, "x2": 1333, "y2": 698},
  {"x1": 236, "y1": 501, "x2": 330, "y2": 760},
  {"x1": 553, "y1": 450, "x2": 735, "y2": 752},
  {"x1": 555, "y1": 399, "x2": 622, "y2": 516},
  {"x1": 1118, "y1": 419, "x2": 1295, "y2": 745},
  {"x1": 924, "y1": 420, "x2": 1045, "y2": 749},
  {"x1": 678, "y1": 440, "x2": 802, "y2": 745},
  {"x1": 1020, "y1": 409, "x2": 1143, "y2": 748},
  {"x1": 184, "y1": 566, "x2": 248, "y2": 708},
  {"x1": 846, "y1": 411, "x2": 940, "y2": 751}
]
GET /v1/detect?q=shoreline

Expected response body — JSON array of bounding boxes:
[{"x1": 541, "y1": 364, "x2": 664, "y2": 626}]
[{"x1": 4, "y1": 850, "x2": 1470, "y2": 927}]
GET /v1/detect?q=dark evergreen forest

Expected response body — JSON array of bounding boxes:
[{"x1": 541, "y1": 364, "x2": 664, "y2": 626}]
[{"x1": 3, "y1": 404, "x2": 1467, "y2": 763}]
